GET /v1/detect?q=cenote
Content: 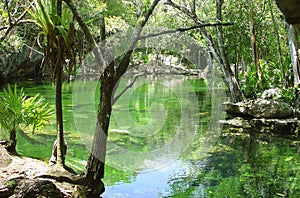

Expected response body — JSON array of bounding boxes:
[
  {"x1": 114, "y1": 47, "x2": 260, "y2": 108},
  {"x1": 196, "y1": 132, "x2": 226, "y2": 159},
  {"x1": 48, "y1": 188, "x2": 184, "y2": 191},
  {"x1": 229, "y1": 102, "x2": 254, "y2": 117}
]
[{"x1": 2, "y1": 75, "x2": 300, "y2": 197}]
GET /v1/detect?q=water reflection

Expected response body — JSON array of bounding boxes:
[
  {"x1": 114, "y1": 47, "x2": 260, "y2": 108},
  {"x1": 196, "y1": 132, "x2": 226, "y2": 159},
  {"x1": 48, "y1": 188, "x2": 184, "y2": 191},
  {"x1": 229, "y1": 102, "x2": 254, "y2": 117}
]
[
  {"x1": 5, "y1": 77, "x2": 281, "y2": 197},
  {"x1": 103, "y1": 160, "x2": 192, "y2": 198}
]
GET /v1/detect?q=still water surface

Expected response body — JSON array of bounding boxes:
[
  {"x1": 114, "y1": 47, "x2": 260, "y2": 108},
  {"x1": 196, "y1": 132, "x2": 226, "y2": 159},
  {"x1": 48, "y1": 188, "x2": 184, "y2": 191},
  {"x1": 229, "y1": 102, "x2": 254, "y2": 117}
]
[{"x1": 2, "y1": 75, "x2": 300, "y2": 197}]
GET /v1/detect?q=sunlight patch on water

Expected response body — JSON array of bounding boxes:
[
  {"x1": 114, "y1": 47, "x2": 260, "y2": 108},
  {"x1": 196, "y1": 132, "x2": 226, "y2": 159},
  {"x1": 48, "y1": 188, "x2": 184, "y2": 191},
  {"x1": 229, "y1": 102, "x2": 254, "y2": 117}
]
[{"x1": 103, "y1": 160, "x2": 192, "y2": 198}]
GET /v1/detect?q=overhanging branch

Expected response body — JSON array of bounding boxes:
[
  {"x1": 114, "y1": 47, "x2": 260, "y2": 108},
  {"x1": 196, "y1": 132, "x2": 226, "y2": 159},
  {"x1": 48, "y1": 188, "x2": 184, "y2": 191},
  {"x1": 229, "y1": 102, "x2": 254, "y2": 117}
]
[
  {"x1": 138, "y1": 22, "x2": 234, "y2": 40},
  {"x1": 112, "y1": 72, "x2": 145, "y2": 105},
  {"x1": 0, "y1": 9, "x2": 27, "y2": 43}
]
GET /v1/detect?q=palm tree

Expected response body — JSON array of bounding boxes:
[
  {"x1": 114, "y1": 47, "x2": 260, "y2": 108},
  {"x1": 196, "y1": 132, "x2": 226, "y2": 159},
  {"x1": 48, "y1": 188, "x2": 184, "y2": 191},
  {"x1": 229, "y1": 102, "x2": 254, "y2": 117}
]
[{"x1": 26, "y1": 0, "x2": 81, "y2": 166}]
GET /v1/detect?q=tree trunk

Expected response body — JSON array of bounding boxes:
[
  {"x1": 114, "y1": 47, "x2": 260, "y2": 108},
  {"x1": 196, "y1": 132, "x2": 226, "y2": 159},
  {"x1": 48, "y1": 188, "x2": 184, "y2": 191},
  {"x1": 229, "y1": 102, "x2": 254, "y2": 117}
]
[
  {"x1": 268, "y1": 0, "x2": 286, "y2": 87},
  {"x1": 167, "y1": 0, "x2": 245, "y2": 102},
  {"x1": 84, "y1": 70, "x2": 115, "y2": 196},
  {"x1": 215, "y1": 0, "x2": 244, "y2": 102},
  {"x1": 55, "y1": 60, "x2": 65, "y2": 166},
  {"x1": 199, "y1": 11, "x2": 245, "y2": 103},
  {"x1": 7, "y1": 128, "x2": 17, "y2": 154},
  {"x1": 83, "y1": 1, "x2": 160, "y2": 196},
  {"x1": 288, "y1": 25, "x2": 300, "y2": 118},
  {"x1": 249, "y1": 0, "x2": 262, "y2": 81},
  {"x1": 55, "y1": 0, "x2": 65, "y2": 167},
  {"x1": 216, "y1": 0, "x2": 228, "y2": 68},
  {"x1": 288, "y1": 25, "x2": 300, "y2": 86}
]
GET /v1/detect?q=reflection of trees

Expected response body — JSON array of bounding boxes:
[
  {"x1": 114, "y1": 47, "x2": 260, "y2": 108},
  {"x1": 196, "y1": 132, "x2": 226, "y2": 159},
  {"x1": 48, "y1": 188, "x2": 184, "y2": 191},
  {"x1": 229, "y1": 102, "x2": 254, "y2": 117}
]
[
  {"x1": 166, "y1": 132, "x2": 300, "y2": 197},
  {"x1": 240, "y1": 132, "x2": 300, "y2": 197}
]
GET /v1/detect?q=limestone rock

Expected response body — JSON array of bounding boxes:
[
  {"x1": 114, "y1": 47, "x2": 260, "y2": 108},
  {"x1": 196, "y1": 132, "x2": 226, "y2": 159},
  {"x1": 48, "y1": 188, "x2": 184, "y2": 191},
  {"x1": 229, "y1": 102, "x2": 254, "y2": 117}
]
[
  {"x1": 10, "y1": 179, "x2": 65, "y2": 198},
  {"x1": 261, "y1": 88, "x2": 281, "y2": 99},
  {"x1": 222, "y1": 99, "x2": 293, "y2": 119},
  {"x1": 249, "y1": 118, "x2": 299, "y2": 135},
  {"x1": 0, "y1": 144, "x2": 11, "y2": 168},
  {"x1": 219, "y1": 117, "x2": 251, "y2": 128},
  {"x1": 248, "y1": 99, "x2": 293, "y2": 119},
  {"x1": 221, "y1": 101, "x2": 249, "y2": 117}
]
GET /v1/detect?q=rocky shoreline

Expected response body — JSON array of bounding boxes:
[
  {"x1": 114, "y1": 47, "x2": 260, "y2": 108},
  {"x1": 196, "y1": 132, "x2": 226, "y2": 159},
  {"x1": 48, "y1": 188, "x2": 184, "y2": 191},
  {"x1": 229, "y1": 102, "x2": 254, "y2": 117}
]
[
  {"x1": 220, "y1": 89, "x2": 300, "y2": 136},
  {"x1": 0, "y1": 144, "x2": 87, "y2": 198}
]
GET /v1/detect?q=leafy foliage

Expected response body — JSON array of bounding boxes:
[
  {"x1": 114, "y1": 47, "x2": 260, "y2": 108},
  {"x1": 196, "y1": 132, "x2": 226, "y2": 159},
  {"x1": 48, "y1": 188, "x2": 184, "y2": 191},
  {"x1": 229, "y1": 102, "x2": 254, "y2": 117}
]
[
  {"x1": 26, "y1": 0, "x2": 83, "y2": 81},
  {"x1": 0, "y1": 84, "x2": 54, "y2": 134},
  {"x1": 241, "y1": 60, "x2": 287, "y2": 98}
]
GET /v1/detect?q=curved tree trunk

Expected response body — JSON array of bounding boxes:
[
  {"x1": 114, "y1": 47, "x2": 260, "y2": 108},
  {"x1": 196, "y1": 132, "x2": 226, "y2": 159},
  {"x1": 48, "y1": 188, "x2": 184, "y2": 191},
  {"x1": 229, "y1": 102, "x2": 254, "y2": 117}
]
[
  {"x1": 216, "y1": 0, "x2": 245, "y2": 102},
  {"x1": 84, "y1": 69, "x2": 116, "y2": 196},
  {"x1": 83, "y1": 1, "x2": 160, "y2": 196}
]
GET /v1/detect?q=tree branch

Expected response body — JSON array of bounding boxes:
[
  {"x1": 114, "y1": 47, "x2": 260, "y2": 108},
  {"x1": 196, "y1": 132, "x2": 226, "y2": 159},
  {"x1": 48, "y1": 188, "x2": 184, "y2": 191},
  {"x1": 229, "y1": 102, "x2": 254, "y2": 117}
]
[
  {"x1": 63, "y1": 0, "x2": 106, "y2": 74},
  {"x1": 112, "y1": 72, "x2": 145, "y2": 105},
  {"x1": 115, "y1": 0, "x2": 160, "y2": 79},
  {"x1": 138, "y1": 22, "x2": 233, "y2": 40},
  {"x1": 0, "y1": 9, "x2": 27, "y2": 43},
  {"x1": 4, "y1": 0, "x2": 12, "y2": 26}
]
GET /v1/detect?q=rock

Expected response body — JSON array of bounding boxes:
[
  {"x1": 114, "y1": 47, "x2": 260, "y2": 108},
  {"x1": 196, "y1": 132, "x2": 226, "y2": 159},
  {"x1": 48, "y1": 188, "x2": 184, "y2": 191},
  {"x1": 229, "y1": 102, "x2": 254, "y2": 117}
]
[
  {"x1": 248, "y1": 99, "x2": 293, "y2": 119},
  {"x1": 222, "y1": 99, "x2": 293, "y2": 119},
  {"x1": 221, "y1": 101, "x2": 249, "y2": 117},
  {"x1": 72, "y1": 185, "x2": 87, "y2": 198},
  {"x1": 219, "y1": 117, "x2": 251, "y2": 128},
  {"x1": 261, "y1": 88, "x2": 281, "y2": 99},
  {"x1": 10, "y1": 178, "x2": 65, "y2": 198},
  {"x1": 0, "y1": 144, "x2": 11, "y2": 168},
  {"x1": 0, "y1": 46, "x2": 43, "y2": 80},
  {"x1": 249, "y1": 118, "x2": 299, "y2": 135}
]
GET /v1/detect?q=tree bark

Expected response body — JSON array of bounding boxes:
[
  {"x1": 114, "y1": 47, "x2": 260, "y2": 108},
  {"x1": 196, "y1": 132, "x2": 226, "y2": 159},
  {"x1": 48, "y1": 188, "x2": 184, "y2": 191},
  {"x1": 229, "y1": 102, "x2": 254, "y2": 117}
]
[
  {"x1": 55, "y1": 0, "x2": 65, "y2": 167},
  {"x1": 249, "y1": 0, "x2": 263, "y2": 81},
  {"x1": 7, "y1": 128, "x2": 17, "y2": 154},
  {"x1": 216, "y1": 0, "x2": 229, "y2": 68},
  {"x1": 83, "y1": 0, "x2": 160, "y2": 196},
  {"x1": 288, "y1": 25, "x2": 300, "y2": 118},
  {"x1": 55, "y1": 58, "x2": 65, "y2": 166},
  {"x1": 268, "y1": 0, "x2": 286, "y2": 87},
  {"x1": 167, "y1": 0, "x2": 245, "y2": 102},
  {"x1": 288, "y1": 25, "x2": 300, "y2": 85}
]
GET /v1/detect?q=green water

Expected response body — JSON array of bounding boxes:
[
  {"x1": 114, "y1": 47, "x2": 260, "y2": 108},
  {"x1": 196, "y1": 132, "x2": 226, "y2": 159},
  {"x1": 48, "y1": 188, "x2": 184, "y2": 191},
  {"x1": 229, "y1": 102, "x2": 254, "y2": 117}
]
[{"x1": 1, "y1": 76, "x2": 300, "y2": 197}]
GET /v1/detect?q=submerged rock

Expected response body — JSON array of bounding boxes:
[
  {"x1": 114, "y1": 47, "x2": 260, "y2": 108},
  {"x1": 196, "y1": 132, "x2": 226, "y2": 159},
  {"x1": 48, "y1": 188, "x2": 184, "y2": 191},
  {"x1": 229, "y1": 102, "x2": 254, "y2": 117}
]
[
  {"x1": 249, "y1": 118, "x2": 299, "y2": 135},
  {"x1": 220, "y1": 117, "x2": 300, "y2": 135}
]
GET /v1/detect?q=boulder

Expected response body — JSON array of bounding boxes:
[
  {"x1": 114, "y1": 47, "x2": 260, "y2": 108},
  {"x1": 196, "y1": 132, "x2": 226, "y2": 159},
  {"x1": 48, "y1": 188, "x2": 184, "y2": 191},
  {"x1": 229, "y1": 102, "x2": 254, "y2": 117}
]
[
  {"x1": 248, "y1": 99, "x2": 293, "y2": 119},
  {"x1": 10, "y1": 179, "x2": 65, "y2": 198},
  {"x1": 261, "y1": 88, "x2": 281, "y2": 99},
  {"x1": 222, "y1": 99, "x2": 293, "y2": 119},
  {"x1": 219, "y1": 117, "x2": 251, "y2": 128},
  {"x1": 0, "y1": 144, "x2": 11, "y2": 168},
  {"x1": 221, "y1": 101, "x2": 249, "y2": 117},
  {"x1": 249, "y1": 118, "x2": 299, "y2": 134}
]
